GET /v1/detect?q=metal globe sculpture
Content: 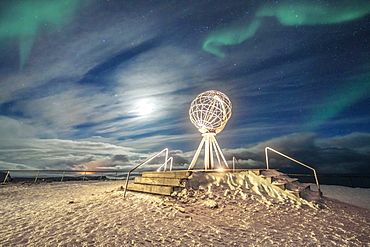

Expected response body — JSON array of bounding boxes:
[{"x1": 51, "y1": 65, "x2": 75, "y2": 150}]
[
  {"x1": 188, "y1": 90, "x2": 232, "y2": 170},
  {"x1": 189, "y1": 90, "x2": 232, "y2": 134}
]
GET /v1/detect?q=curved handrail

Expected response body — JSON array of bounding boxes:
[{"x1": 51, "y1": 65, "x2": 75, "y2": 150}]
[
  {"x1": 123, "y1": 148, "x2": 170, "y2": 198},
  {"x1": 265, "y1": 147, "x2": 321, "y2": 194}
]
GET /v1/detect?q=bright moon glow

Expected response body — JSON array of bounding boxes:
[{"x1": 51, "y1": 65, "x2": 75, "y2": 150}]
[{"x1": 130, "y1": 99, "x2": 155, "y2": 117}]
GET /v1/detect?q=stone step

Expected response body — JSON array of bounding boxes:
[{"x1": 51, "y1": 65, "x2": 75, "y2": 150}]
[
  {"x1": 271, "y1": 182, "x2": 286, "y2": 190},
  {"x1": 261, "y1": 175, "x2": 273, "y2": 183},
  {"x1": 285, "y1": 184, "x2": 311, "y2": 198},
  {"x1": 286, "y1": 182, "x2": 310, "y2": 192},
  {"x1": 142, "y1": 171, "x2": 191, "y2": 179},
  {"x1": 249, "y1": 169, "x2": 269, "y2": 176},
  {"x1": 274, "y1": 177, "x2": 299, "y2": 183},
  {"x1": 127, "y1": 183, "x2": 174, "y2": 196},
  {"x1": 134, "y1": 177, "x2": 186, "y2": 187},
  {"x1": 288, "y1": 190, "x2": 301, "y2": 198}
]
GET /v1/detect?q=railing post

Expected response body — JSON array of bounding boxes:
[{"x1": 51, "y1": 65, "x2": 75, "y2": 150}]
[
  {"x1": 349, "y1": 176, "x2": 354, "y2": 188},
  {"x1": 34, "y1": 171, "x2": 40, "y2": 183},
  {"x1": 265, "y1": 147, "x2": 270, "y2": 170},
  {"x1": 82, "y1": 172, "x2": 87, "y2": 181},
  {"x1": 3, "y1": 171, "x2": 10, "y2": 184},
  {"x1": 232, "y1": 157, "x2": 242, "y2": 170},
  {"x1": 61, "y1": 171, "x2": 65, "y2": 182},
  {"x1": 123, "y1": 171, "x2": 132, "y2": 198},
  {"x1": 164, "y1": 148, "x2": 168, "y2": 171},
  {"x1": 169, "y1": 157, "x2": 173, "y2": 171},
  {"x1": 312, "y1": 169, "x2": 321, "y2": 195},
  {"x1": 265, "y1": 147, "x2": 321, "y2": 195},
  {"x1": 123, "y1": 148, "x2": 171, "y2": 198}
]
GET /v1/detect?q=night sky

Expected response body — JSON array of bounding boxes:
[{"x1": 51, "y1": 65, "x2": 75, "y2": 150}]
[{"x1": 0, "y1": 0, "x2": 369, "y2": 175}]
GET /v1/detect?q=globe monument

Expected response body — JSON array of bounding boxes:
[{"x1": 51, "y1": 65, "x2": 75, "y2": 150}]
[{"x1": 188, "y1": 90, "x2": 232, "y2": 170}]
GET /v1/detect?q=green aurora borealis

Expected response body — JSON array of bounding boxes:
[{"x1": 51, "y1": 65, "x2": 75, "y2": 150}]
[
  {"x1": 202, "y1": 19, "x2": 262, "y2": 58},
  {"x1": 202, "y1": 0, "x2": 370, "y2": 129},
  {"x1": 256, "y1": 1, "x2": 370, "y2": 26},
  {"x1": 0, "y1": 0, "x2": 88, "y2": 69},
  {"x1": 308, "y1": 76, "x2": 370, "y2": 129},
  {"x1": 203, "y1": 0, "x2": 370, "y2": 58}
]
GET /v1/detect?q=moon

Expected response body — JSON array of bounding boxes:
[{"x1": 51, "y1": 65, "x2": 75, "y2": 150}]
[{"x1": 131, "y1": 98, "x2": 155, "y2": 117}]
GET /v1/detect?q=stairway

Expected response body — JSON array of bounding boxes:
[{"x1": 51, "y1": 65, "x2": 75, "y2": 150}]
[
  {"x1": 259, "y1": 169, "x2": 313, "y2": 198},
  {"x1": 125, "y1": 169, "x2": 319, "y2": 200},
  {"x1": 126, "y1": 170, "x2": 191, "y2": 196}
]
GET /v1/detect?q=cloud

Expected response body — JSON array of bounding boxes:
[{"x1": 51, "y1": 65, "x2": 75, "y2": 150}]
[
  {"x1": 0, "y1": 136, "x2": 138, "y2": 170},
  {"x1": 0, "y1": 116, "x2": 44, "y2": 139},
  {"x1": 226, "y1": 132, "x2": 370, "y2": 175},
  {"x1": 0, "y1": 1, "x2": 161, "y2": 105},
  {"x1": 112, "y1": 155, "x2": 129, "y2": 163},
  {"x1": 147, "y1": 132, "x2": 370, "y2": 175}
]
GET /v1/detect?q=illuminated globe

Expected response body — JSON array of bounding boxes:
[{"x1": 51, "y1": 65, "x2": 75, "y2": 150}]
[{"x1": 189, "y1": 90, "x2": 232, "y2": 134}]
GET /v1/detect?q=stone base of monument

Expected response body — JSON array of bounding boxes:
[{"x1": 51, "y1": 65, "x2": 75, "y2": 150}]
[{"x1": 125, "y1": 169, "x2": 318, "y2": 202}]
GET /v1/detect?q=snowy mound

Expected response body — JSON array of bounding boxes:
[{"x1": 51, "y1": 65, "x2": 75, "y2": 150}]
[{"x1": 172, "y1": 171, "x2": 322, "y2": 209}]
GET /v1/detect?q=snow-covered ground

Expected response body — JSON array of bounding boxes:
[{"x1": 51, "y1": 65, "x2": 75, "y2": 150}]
[
  {"x1": 317, "y1": 184, "x2": 370, "y2": 210},
  {"x1": 0, "y1": 176, "x2": 369, "y2": 246}
]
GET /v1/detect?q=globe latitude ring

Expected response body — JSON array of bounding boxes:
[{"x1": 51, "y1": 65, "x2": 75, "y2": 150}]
[{"x1": 189, "y1": 90, "x2": 232, "y2": 134}]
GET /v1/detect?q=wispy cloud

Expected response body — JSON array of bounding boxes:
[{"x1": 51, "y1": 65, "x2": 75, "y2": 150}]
[{"x1": 222, "y1": 132, "x2": 370, "y2": 175}]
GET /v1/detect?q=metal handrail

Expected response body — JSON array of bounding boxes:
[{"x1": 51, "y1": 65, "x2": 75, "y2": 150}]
[
  {"x1": 232, "y1": 157, "x2": 243, "y2": 171},
  {"x1": 1, "y1": 169, "x2": 131, "y2": 172},
  {"x1": 2, "y1": 171, "x2": 10, "y2": 184},
  {"x1": 123, "y1": 148, "x2": 170, "y2": 198},
  {"x1": 1, "y1": 169, "x2": 131, "y2": 184},
  {"x1": 265, "y1": 147, "x2": 321, "y2": 194},
  {"x1": 157, "y1": 157, "x2": 173, "y2": 172}
]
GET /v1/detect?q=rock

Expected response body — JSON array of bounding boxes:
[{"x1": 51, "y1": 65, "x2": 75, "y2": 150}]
[
  {"x1": 224, "y1": 189, "x2": 230, "y2": 197},
  {"x1": 163, "y1": 201, "x2": 174, "y2": 206},
  {"x1": 174, "y1": 205, "x2": 186, "y2": 213},
  {"x1": 203, "y1": 199, "x2": 218, "y2": 209}
]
